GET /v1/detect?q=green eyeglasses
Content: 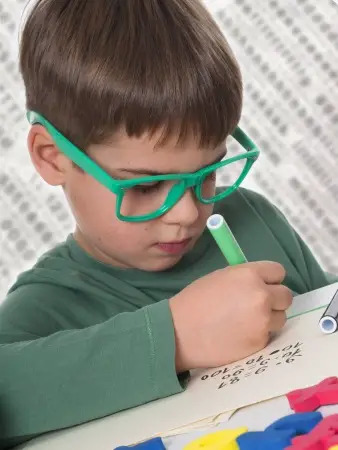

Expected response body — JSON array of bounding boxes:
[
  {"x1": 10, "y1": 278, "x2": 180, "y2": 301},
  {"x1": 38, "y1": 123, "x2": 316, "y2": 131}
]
[{"x1": 27, "y1": 111, "x2": 260, "y2": 222}]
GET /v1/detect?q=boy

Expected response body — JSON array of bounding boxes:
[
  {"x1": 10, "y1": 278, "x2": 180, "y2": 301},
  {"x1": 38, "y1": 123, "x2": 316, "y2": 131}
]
[{"x1": 0, "y1": 0, "x2": 335, "y2": 448}]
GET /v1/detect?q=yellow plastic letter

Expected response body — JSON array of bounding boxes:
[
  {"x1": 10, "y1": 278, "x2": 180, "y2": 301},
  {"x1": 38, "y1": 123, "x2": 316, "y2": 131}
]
[{"x1": 183, "y1": 426, "x2": 248, "y2": 450}]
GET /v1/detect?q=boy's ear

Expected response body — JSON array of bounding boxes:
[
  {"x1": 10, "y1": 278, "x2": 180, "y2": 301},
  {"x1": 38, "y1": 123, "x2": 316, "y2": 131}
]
[{"x1": 27, "y1": 124, "x2": 73, "y2": 186}]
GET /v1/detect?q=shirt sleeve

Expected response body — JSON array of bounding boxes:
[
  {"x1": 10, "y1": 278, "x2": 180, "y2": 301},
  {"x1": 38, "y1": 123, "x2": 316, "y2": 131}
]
[{"x1": 0, "y1": 287, "x2": 185, "y2": 449}]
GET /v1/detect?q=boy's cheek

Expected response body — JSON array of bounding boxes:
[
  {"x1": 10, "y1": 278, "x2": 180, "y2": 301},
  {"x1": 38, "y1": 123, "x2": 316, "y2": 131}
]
[
  {"x1": 200, "y1": 202, "x2": 215, "y2": 223},
  {"x1": 65, "y1": 180, "x2": 148, "y2": 238},
  {"x1": 64, "y1": 179, "x2": 116, "y2": 227}
]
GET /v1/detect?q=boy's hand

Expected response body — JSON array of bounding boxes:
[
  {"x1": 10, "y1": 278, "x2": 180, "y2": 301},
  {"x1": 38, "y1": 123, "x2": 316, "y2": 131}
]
[{"x1": 169, "y1": 261, "x2": 292, "y2": 373}]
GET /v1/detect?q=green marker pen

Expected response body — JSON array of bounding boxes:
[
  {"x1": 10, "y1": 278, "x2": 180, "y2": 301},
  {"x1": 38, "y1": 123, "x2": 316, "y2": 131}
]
[{"x1": 207, "y1": 214, "x2": 247, "y2": 265}]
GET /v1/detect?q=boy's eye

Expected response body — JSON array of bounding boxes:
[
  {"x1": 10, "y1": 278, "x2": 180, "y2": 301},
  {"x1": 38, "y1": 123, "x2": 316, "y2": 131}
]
[{"x1": 132, "y1": 182, "x2": 162, "y2": 194}]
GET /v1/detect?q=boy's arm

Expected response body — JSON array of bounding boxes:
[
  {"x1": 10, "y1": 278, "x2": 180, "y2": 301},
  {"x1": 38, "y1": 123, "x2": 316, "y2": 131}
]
[{"x1": 0, "y1": 286, "x2": 185, "y2": 449}]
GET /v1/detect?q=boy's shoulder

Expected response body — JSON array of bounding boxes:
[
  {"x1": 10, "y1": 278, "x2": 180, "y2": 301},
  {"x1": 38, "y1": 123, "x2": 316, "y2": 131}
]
[
  {"x1": 213, "y1": 186, "x2": 294, "y2": 255},
  {"x1": 7, "y1": 237, "x2": 75, "y2": 295},
  {"x1": 0, "y1": 238, "x2": 81, "y2": 340},
  {"x1": 214, "y1": 186, "x2": 284, "y2": 225},
  {"x1": 0, "y1": 236, "x2": 117, "y2": 339}
]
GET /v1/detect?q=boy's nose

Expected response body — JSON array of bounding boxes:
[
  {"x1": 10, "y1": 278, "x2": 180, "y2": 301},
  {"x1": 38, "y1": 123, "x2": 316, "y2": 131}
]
[{"x1": 161, "y1": 188, "x2": 199, "y2": 225}]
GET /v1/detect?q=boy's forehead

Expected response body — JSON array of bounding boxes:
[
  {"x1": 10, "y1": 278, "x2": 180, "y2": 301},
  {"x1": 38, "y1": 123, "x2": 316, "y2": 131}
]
[
  {"x1": 99, "y1": 126, "x2": 220, "y2": 151},
  {"x1": 88, "y1": 128, "x2": 226, "y2": 174}
]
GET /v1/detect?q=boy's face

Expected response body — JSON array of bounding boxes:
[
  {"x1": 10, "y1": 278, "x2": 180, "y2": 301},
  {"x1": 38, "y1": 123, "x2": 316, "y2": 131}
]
[{"x1": 63, "y1": 129, "x2": 225, "y2": 272}]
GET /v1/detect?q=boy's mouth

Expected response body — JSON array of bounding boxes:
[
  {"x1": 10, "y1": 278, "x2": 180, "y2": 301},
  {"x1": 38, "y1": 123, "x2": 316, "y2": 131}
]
[{"x1": 156, "y1": 238, "x2": 192, "y2": 255}]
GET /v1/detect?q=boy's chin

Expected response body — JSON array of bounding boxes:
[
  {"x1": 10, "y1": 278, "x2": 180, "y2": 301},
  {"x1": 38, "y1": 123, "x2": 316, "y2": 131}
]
[{"x1": 137, "y1": 255, "x2": 184, "y2": 272}]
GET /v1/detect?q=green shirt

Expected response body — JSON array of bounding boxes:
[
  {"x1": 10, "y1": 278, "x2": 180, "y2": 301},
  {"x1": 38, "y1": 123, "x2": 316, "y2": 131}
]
[{"x1": 0, "y1": 188, "x2": 335, "y2": 449}]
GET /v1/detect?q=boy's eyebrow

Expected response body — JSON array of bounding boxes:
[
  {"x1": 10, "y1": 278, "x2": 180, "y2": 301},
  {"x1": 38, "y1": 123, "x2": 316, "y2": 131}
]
[{"x1": 116, "y1": 150, "x2": 227, "y2": 176}]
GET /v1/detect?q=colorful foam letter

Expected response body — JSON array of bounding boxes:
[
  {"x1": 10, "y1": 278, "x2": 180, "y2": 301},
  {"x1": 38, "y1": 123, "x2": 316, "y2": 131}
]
[
  {"x1": 288, "y1": 414, "x2": 338, "y2": 449},
  {"x1": 183, "y1": 427, "x2": 247, "y2": 450},
  {"x1": 237, "y1": 412, "x2": 322, "y2": 450},
  {"x1": 287, "y1": 377, "x2": 338, "y2": 413},
  {"x1": 114, "y1": 437, "x2": 165, "y2": 450}
]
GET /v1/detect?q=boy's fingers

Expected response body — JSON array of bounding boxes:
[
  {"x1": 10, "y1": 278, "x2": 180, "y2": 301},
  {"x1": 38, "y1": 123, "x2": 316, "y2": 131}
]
[
  {"x1": 243, "y1": 261, "x2": 287, "y2": 285},
  {"x1": 270, "y1": 310, "x2": 287, "y2": 332},
  {"x1": 269, "y1": 285, "x2": 293, "y2": 311}
]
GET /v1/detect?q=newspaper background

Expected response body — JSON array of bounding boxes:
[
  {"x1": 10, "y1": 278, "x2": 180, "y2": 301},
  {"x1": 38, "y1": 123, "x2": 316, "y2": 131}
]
[{"x1": 0, "y1": 0, "x2": 338, "y2": 300}]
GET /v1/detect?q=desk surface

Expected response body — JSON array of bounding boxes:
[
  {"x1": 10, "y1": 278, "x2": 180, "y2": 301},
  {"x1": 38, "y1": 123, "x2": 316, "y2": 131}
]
[
  {"x1": 18, "y1": 394, "x2": 338, "y2": 450},
  {"x1": 16, "y1": 283, "x2": 338, "y2": 450},
  {"x1": 166, "y1": 396, "x2": 338, "y2": 449}
]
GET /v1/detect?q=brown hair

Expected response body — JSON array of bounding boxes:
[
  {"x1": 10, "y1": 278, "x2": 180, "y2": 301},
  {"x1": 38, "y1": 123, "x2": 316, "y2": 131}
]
[{"x1": 19, "y1": 0, "x2": 242, "y2": 151}]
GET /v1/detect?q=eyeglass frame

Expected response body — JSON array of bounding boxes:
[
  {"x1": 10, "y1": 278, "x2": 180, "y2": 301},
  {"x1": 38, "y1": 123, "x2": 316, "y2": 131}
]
[{"x1": 26, "y1": 110, "x2": 260, "y2": 222}]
